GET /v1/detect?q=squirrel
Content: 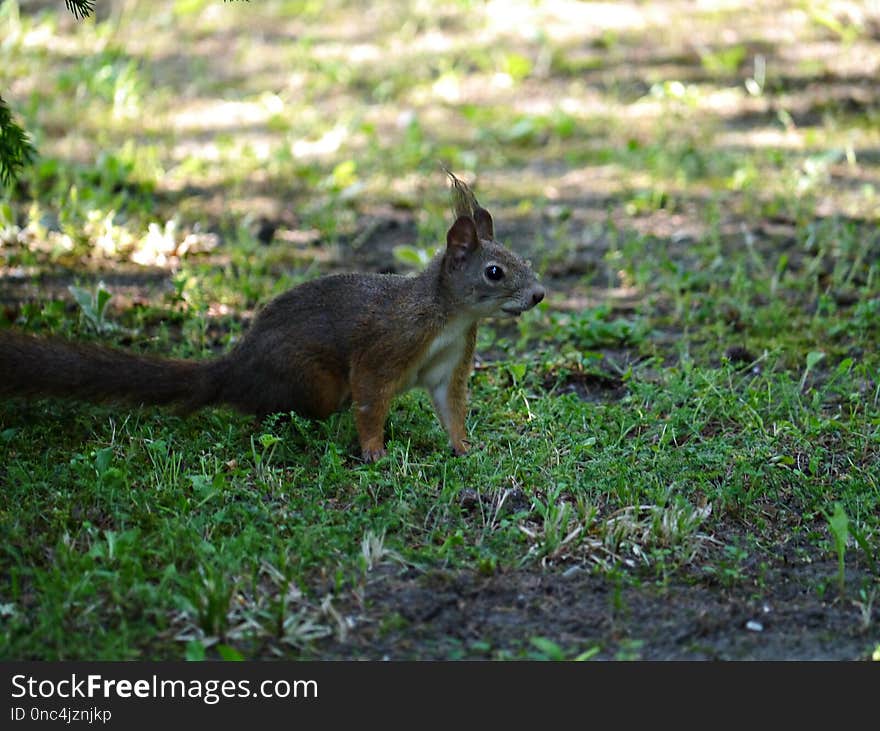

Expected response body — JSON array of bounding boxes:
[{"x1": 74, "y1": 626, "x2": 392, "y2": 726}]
[{"x1": 0, "y1": 171, "x2": 545, "y2": 461}]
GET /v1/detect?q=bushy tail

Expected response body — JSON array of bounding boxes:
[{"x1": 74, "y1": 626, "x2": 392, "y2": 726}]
[{"x1": 0, "y1": 330, "x2": 223, "y2": 411}]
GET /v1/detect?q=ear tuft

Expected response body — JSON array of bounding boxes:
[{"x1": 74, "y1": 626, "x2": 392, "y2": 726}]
[
  {"x1": 445, "y1": 216, "x2": 479, "y2": 267},
  {"x1": 445, "y1": 168, "x2": 481, "y2": 220}
]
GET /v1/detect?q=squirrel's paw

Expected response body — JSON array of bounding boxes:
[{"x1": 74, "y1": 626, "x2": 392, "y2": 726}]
[
  {"x1": 452, "y1": 440, "x2": 471, "y2": 457},
  {"x1": 361, "y1": 446, "x2": 387, "y2": 463}
]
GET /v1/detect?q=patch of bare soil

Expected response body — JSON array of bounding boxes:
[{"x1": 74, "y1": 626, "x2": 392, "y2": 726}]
[
  {"x1": 0, "y1": 264, "x2": 174, "y2": 311},
  {"x1": 544, "y1": 368, "x2": 628, "y2": 402},
  {"x1": 319, "y1": 552, "x2": 878, "y2": 660}
]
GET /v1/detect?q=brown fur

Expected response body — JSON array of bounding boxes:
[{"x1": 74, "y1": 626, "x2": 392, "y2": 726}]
[{"x1": 0, "y1": 174, "x2": 544, "y2": 461}]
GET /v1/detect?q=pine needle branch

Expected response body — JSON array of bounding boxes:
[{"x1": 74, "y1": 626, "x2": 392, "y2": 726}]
[
  {"x1": 65, "y1": 0, "x2": 95, "y2": 19},
  {"x1": 0, "y1": 96, "x2": 37, "y2": 188}
]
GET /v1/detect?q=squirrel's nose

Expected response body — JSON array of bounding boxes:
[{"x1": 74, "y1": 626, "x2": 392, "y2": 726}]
[{"x1": 531, "y1": 286, "x2": 545, "y2": 307}]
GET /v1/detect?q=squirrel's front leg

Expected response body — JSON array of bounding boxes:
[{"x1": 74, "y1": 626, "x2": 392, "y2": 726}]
[
  {"x1": 351, "y1": 374, "x2": 392, "y2": 462},
  {"x1": 431, "y1": 325, "x2": 476, "y2": 456},
  {"x1": 431, "y1": 380, "x2": 470, "y2": 456}
]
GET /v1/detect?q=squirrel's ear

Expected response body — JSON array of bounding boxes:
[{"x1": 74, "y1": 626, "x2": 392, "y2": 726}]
[
  {"x1": 474, "y1": 206, "x2": 493, "y2": 240},
  {"x1": 446, "y1": 216, "x2": 479, "y2": 267}
]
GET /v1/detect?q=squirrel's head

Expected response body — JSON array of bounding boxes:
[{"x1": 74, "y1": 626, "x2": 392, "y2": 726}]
[{"x1": 441, "y1": 172, "x2": 544, "y2": 318}]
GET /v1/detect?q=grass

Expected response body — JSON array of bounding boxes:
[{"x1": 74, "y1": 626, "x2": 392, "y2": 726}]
[{"x1": 1, "y1": 0, "x2": 879, "y2": 659}]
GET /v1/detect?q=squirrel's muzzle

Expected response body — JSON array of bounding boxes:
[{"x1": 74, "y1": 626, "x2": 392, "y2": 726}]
[
  {"x1": 530, "y1": 286, "x2": 545, "y2": 308},
  {"x1": 500, "y1": 284, "x2": 546, "y2": 316}
]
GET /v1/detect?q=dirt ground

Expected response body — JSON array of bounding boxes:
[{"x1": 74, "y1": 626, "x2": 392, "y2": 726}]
[{"x1": 316, "y1": 540, "x2": 877, "y2": 661}]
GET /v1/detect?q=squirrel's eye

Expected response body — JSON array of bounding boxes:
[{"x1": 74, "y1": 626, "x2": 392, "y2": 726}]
[{"x1": 485, "y1": 265, "x2": 504, "y2": 281}]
